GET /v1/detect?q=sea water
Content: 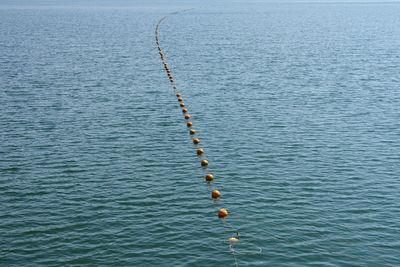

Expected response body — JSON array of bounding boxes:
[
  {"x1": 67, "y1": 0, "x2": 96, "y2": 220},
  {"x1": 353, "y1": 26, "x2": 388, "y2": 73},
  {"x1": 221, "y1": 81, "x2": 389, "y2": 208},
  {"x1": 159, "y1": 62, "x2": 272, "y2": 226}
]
[{"x1": 1, "y1": 1, "x2": 399, "y2": 266}]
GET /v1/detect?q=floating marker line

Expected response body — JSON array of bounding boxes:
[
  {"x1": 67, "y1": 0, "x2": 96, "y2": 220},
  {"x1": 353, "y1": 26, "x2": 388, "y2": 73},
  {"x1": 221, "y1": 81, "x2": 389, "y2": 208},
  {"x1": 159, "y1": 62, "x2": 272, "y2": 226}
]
[{"x1": 155, "y1": 9, "x2": 261, "y2": 267}]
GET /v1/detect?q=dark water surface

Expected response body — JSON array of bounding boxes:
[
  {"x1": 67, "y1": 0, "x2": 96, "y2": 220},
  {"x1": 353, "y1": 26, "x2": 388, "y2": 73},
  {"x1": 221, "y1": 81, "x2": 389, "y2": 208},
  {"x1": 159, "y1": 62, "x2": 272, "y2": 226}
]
[{"x1": 1, "y1": 1, "x2": 399, "y2": 266}]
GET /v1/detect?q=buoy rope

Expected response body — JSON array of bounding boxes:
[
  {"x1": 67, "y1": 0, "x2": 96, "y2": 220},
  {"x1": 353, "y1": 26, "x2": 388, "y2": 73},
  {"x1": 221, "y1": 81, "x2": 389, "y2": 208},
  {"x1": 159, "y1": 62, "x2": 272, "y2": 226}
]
[
  {"x1": 230, "y1": 245, "x2": 239, "y2": 267},
  {"x1": 155, "y1": 9, "x2": 261, "y2": 267}
]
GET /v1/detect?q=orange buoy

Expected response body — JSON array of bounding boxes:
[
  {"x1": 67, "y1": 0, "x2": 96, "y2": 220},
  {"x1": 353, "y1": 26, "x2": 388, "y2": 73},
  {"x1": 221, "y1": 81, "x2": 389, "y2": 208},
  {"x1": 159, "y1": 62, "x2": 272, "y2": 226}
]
[
  {"x1": 185, "y1": 114, "x2": 190, "y2": 120},
  {"x1": 211, "y1": 190, "x2": 220, "y2": 198},
  {"x1": 187, "y1": 122, "x2": 192, "y2": 127},
  {"x1": 176, "y1": 93, "x2": 181, "y2": 97},
  {"x1": 189, "y1": 129, "x2": 195, "y2": 135},
  {"x1": 201, "y1": 160, "x2": 208, "y2": 166},
  {"x1": 218, "y1": 209, "x2": 228, "y2": 218},
  {"x1": 205, "y1": 174, "x2": 213, "y2": 181},
  {"x1": 193, "y1": 138, "x2": 200, "y2": 144},
  {"x1": 180, "y1": 103, "x2": 185, "y2": 107},
  {"x1": 173, "y1": 86, "x2": 177, "y2": 89},
  {"x1": 170, "y1": 76, "x2": 174, "y2": 79},
  {"x1": 170, "y1": 79, "x2": 174, "y2": 83},
  {"x1": 182, "y1": 108, "x2": 188, "y2": 113},
  {"x1": 196, "y1": 148, "x2": 204, "y2": 154},
  {"x1": 178, "y1": 98, "x2": 183, "y2": 102},
  {"x1": 229, "y1": 237, "x2": 238, "y2": 242}
]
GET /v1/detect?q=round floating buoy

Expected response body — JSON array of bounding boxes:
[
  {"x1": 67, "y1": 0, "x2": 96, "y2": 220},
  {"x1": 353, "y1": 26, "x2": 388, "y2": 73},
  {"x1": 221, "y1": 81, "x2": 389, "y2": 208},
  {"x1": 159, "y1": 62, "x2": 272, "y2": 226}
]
[
  {"x1": 178, "y1": 98, "x2": 183, "y2": 102},
  {"x1": 211, "y1": 190, "x2": 220, "y2": 198},
  {"x1": 182, "y1": 108, "x2": 188, "y2": 113},
  {"x1": 229, "y1": 237, "x2": 238, "y2": 242},
  {"x1": 173, "y1": 86, "x2": 177, "y2": 89},
  {"x1": 170, "y1": 79, "x2": 174, "y2": 83},
  {"x1": 218, "y1": 209, "x2": 228, "y2": 218},
  {"x1": 201, "y1": 160, "x2": 208, "y2": 166},
  {"x1": 189, "y1": 129, "x2": 195, "y2": 135},
  {"x1": 197, "y1": 148, "x2": 204, "y2": 155},
  {"x1": 193, "y1": 138, "x2": 200, "y2": 144},
  {"x1": 176, "y1": 93, "x2": 181, "y2": 97},
  {"x1": 185, "y1": 114, "x2": 190, "y2": 120},
  {"x1": 180, "y1": 103, "x2": 185, "y2": 107},
  {"x1": 187, "y1": 122, "x2": 192, "y2": 127},
  {"x1": 205, "y1": 173, "x2": 213, "y2": 181}
]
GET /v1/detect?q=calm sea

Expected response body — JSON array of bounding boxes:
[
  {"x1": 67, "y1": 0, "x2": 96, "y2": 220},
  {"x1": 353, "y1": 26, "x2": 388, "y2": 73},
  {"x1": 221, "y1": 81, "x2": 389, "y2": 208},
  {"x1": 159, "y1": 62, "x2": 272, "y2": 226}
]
[{"x1": 1, "y1": 1, "x2": 399, "y2": 266}]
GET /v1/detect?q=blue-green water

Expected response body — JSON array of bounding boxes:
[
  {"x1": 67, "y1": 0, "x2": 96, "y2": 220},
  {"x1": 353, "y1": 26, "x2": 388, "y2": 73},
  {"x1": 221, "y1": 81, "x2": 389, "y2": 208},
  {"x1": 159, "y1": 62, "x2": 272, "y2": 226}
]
[{"x1": 1, "y1": 1, "x2": 400, "y2": 266}]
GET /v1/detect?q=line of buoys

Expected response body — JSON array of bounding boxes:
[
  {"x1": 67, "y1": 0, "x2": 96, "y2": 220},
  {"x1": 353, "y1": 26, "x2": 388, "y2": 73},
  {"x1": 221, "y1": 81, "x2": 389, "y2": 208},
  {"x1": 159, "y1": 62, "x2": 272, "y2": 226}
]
[{"x1": 156, "y1": 10, "x2": 243, "y2": 265}]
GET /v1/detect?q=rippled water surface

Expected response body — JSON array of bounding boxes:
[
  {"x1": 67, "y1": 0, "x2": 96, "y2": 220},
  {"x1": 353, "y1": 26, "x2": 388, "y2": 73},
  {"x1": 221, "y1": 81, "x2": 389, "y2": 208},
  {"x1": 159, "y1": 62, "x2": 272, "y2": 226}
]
[{"x1": 1, "y1": 1, "x2": 400, "y2": 266}]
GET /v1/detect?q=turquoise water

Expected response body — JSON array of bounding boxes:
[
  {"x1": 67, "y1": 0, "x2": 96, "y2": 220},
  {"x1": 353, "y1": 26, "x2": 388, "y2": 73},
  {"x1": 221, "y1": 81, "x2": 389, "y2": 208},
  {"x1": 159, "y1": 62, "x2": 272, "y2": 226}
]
[{"x1": 1, "y1": 1, "x2": 400, "y2": 266}]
